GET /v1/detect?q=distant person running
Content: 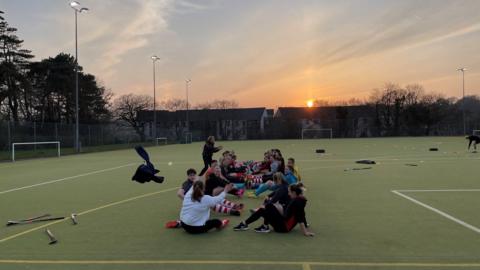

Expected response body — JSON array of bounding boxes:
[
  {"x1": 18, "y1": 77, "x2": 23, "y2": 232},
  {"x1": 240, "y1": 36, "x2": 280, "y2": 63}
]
[
  {"x1": 199, "y1": 136, "x2": 223, "y2": 176},
  {"x1": 466, "y1": 135, "x2": 480, "y2": 151},
  {"x1": 179, "y1": 181, "x2": 232, "y2": 234}
]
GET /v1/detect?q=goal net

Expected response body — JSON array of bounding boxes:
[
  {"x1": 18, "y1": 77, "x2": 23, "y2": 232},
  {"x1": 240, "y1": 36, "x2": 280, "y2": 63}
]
[
  {"x1": 301, "y1": 128, "x2": 333, "y2": 139},
  {"x1": 156, "y1": 137, "x2": 168, "y2": 145},
  {"x1": 184, "y1": 132, "x2": 193, "y2": 144},
  {"x1": 12, "y1": 141, "x2": 61, "y2": 161},
  {"x1": 473, "y1": 130, "x2": 480, "y2": 136}
]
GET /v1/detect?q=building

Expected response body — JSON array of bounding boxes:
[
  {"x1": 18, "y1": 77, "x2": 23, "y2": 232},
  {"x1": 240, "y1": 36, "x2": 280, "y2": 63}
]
[
  {"x1": 275, "y1": 106, "x2": 375, "y2": 138},
  {"x1": 138, "y1": 108, "x2": 269, "y2": 141}
]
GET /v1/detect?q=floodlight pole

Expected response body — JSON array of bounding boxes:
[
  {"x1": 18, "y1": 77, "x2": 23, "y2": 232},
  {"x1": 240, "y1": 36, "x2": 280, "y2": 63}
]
[
  {"x1": 152, "y1": 56, "x2": 160, "y2": 139},
  {"x1": 186, "y1": 79, "x2": 191, "y2": 132},
  {"x1": 457, "y1": 68, "x2": 467, "y2": 135},
  {"x1": 70, "y1": 1, "x2": 88, "y2": 153},
  {"x1": 74, "y1": 10, "x2": 79, "y2": 152}
]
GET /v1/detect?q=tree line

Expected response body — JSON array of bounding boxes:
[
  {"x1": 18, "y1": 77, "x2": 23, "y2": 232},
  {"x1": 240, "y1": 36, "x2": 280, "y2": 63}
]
[{"x1": 306, "y1": 83, "x2": 480, "y2": 136}]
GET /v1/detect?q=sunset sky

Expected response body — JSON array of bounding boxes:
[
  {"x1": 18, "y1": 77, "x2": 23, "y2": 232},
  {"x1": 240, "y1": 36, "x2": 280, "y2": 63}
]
[{"x1": 1, "y1": 0, "x2": 480, "y2": 108}]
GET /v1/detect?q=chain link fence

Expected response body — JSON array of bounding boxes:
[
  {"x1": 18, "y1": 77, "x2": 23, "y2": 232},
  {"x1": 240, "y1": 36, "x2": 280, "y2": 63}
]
[
  {"x1": 0, "y1": 121, "x2": 151, "y2": 161},
  {"x1": 1, "y1": 117, "x2": 478, "y2": 161}
]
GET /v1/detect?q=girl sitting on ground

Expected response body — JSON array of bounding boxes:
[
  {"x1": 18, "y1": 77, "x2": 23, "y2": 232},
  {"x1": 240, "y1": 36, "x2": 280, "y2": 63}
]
[
  {"x1": 287, "y1": 158, "x2": 302, "y2": 182},
  {"x1": 179, "y1": 181, "x2": 233, "y2": 234},
  {"x1": 205, "y1": 165, "x2": 244, "y2": 216},
  {"x1": 233, "y1": 183, "x2": 314, "y2": 236}
]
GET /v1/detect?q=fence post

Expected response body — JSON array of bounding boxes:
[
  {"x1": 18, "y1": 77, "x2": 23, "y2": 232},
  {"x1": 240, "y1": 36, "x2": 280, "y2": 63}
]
[
  {"x1": 33, "y1": 121, "x2": 37, "y2": 151},
  {"x1": 88, "y1": 125, "x2": 91, "y2": 147},
  {"x1": 7, "y1": 121, "x2": 11, "y2": 151}
]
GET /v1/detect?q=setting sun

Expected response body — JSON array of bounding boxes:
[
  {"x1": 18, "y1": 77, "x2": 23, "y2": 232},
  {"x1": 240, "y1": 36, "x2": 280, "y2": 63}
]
[{"x1": 306, "y1": 100, "x2": 314, "y2": 108}]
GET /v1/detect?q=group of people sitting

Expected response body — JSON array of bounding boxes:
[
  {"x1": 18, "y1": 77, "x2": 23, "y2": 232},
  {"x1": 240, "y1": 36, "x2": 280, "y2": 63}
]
[{"x1": 166, "y1": 136, "x2": 314, "y2": 237}]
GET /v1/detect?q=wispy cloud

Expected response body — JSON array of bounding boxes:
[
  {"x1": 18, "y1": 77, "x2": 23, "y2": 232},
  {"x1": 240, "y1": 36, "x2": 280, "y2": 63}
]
[{"x1": 96, "y1": 0, "x2": 173, "y2": 80}]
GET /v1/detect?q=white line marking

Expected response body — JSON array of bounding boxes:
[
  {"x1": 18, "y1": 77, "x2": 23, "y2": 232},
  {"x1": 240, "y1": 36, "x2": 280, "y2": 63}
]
[
  {"x1": 0, "y1": 163, "x2": 136, "y2": 195},
  {"x1": 396, "y1": 189, "x2": 480, "y2": 193},
  {"x1": 392, "y1": 190, "x2": 480, "y2": 234},
  {"x1": 0, "y1": 186, "x2": 178, "y2": 243}
]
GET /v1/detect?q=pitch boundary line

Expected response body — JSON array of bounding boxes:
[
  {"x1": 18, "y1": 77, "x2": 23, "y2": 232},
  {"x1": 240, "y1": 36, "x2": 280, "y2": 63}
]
[
  {"x1": 396, "y1": 189, "x2": 480, "y2": 193},
  {"x1": 392, "y1": 190, "x2": 480, "y2": 234},
  {"x1": 0, "y1": 259, "x2": 480, "y2": 268},
  {"x1": 0, "y1": 187, "x2": 178, "y2": 244},
  {"x1": 0, "y1": 163, "x2": 136, "y2": 195}
]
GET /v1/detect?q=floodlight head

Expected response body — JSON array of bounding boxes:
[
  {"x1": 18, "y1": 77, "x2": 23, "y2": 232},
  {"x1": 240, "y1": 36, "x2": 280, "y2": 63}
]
[
  {"x1": 151, "y1": 55, "x2": 160, "y2": 62},
  {"x1": 457, "y1": 67, "x2": 467, "y2": 72},
  {"x1": 70, "y1": 1, "x2": 88, "y2": 12},
  {"x1": 70, "y1": 1, "x2": 80, "y2": 8},
  {"x1": 186, "y1": 79, "x2": 191, "y2": 83}
]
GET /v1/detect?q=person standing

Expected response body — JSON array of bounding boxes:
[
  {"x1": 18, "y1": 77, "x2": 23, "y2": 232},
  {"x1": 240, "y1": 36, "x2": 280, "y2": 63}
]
[{"x1": 199, "y1": 136, "x2": 223, "y2": 176}]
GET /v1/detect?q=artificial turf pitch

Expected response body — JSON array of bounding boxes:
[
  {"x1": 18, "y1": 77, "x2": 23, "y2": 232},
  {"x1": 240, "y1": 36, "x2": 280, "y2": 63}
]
[{"x1": 0, "y1": 137, "x2": 479, "y2": 270}]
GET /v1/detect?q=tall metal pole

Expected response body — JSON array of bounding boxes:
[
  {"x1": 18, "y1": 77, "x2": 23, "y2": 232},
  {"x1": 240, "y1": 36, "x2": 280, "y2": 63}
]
[
  {"x1": 74, "y1": 10, "x2": 79, "y2": 152},
  {"x1": 70, "y1": 1, "x2": 88, "y2": 152},
  {"x1": 462, "y1": 70, "x2": 466, "y2": 135},
  {"x1": 186, "y1": 79, "x2": 191, "y2": 133},
  {"x1": 153, "y1": 60, "x2": 156, "y2": 140},
  {"x1": 151, "y1": 56, "x2": 160, "y2": 140},
  {"x1": 458, "y1": 68, "x2": 467, "y2": 135}
]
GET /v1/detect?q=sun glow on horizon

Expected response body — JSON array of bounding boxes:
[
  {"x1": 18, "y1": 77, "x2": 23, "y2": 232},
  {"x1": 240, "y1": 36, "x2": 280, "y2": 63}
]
[{"x1": 306, "y1": 100, "x2": 314, "y2": 108}]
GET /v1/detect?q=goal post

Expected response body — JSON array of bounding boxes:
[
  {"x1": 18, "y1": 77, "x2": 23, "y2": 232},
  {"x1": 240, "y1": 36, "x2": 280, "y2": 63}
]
[
  {"x1": 156, "y1": 137, "x2": 168, "y2": 145},
  {"x1": 12, "y1": 141, "x2": 61, "y2": 162},
  {"x1": 473, "y1": 130, "x2": 480, "y2": 136},
  {"x1": 184, "y1": 132, "x2": 193, "y2": 144},
  {"x1": 301, "y1": 128, "x2": 333, "y2": 139}
]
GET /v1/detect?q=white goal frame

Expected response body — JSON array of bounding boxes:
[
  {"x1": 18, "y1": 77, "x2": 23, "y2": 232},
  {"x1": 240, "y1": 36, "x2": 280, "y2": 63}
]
[
  {"x1": 473, "y1": 130, "x2": 480, "y2": 136},
  {"x1": 156, "y1": 137, "x2": 168, "y2": 145},
  {"x1": 301, "y1": 128, "x2": 333, "y2": 139},
  {"x1": 184, "y1": 132, "x2": 193, "y2": 144},
  {"x1": 12, "y1": 141, "x2": 61, "y2": 162}
]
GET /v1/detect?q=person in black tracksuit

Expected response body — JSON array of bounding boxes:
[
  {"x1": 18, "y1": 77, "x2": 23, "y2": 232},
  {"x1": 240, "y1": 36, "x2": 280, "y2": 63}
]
[
  {"x1": 466, "y1": 135, "x2": 480, "y2": 151},
  {"x1": 199, "y1": 136, "x2": 222, "y2": 176},
  {"x1": 234, "y1": 184, "x2": 314, "y2": 236}
]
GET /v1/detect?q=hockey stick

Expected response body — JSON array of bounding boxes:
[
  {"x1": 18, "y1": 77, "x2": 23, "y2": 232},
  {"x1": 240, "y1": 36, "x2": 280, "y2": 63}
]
[{"x1": 6, "y1": 216, "x2": 65, "y2": 227}]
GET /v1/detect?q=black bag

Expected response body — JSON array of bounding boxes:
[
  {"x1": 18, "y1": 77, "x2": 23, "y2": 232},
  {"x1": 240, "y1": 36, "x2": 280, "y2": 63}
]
[{"x1": 132, "y1": 146, "x2": 164, "y2": 184}]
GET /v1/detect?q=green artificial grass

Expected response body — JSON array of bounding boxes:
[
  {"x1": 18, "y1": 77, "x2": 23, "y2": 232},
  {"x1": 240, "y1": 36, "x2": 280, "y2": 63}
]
[{"x1": 0, "y1": 137, "x2": 479, "y2": 270}]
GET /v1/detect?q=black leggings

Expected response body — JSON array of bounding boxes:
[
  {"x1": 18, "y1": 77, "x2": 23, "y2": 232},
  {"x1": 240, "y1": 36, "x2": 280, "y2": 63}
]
[
  {"x1": 181, "y1": 219, "x2": 222, "y2": 234},
  {"x1": 199, "y1": 156, "x2": 212, "y2": 176},
  {"x1": 245, "y1": 203, "x2": 288, "y2": 232}
]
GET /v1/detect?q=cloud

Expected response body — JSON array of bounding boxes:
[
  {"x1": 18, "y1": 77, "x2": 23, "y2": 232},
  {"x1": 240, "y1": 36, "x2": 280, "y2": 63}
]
[{"x1": 96, "y1": 0, "x2": 173, "y2": 80}]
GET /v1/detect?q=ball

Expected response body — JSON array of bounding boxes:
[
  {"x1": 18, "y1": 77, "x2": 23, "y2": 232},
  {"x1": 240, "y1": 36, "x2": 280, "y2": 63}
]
[{"x1": 168, "y1": 162, "x2": 173, "y2": 166}]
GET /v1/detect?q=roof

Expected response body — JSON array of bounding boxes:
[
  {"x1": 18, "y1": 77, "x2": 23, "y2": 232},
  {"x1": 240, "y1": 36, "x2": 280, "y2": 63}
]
[
  {"x1": 138, "y1": 108, "x2": 267, "y2": 123},
  {"x1": 275, "y1": 106, "x2": 374, "y2": 119}
]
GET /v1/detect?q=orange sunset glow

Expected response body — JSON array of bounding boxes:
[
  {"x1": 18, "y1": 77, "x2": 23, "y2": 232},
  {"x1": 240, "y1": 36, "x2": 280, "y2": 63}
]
[
  {"x1": 2, "y1": 1, "x2": 479, "y2": 108},
  {"x1": 306, "y1": 100, "x2": 314, "y2": 108}
]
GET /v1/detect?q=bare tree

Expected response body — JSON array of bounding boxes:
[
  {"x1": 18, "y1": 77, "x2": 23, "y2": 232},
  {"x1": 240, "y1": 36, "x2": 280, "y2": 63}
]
[
  {"x1": 195, "y1": 99, "x2": 239, "y2": 110},
  {"x1": 160, "y1": 98, "x2": 187, "y2": 111},
  {"x1": 112, "y1": 94, "x2": 152, "y2": 141},
  {"x1": 370, "y1": 83, "x2": 407, "y2": 135}
]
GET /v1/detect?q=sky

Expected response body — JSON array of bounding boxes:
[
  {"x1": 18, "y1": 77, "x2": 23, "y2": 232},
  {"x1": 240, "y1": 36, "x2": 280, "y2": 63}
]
[{"x1": 1, "y1": 0, "x2": 480, "y2": 108}]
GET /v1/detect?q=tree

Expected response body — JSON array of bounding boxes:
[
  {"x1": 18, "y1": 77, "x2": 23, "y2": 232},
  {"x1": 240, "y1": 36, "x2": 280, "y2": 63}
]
[
  {"x1": 27, "y1": 53, "x2": 111, "y2": 123},
  {"x1": 160, "y1": 98, "x2": 187, "y2": 111},
  {"x1": 0, "y1": 10, "x2": 34, "y2": 122},
  {"x1": 370, "y1": 83, "x2": 403, "y2": 135},
  {"x1": 112, "y1": 94, "x2": 152, "y2": 141},
  {"x1": 195, "y1": 99, "x2": 239, "y2": 110}
]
